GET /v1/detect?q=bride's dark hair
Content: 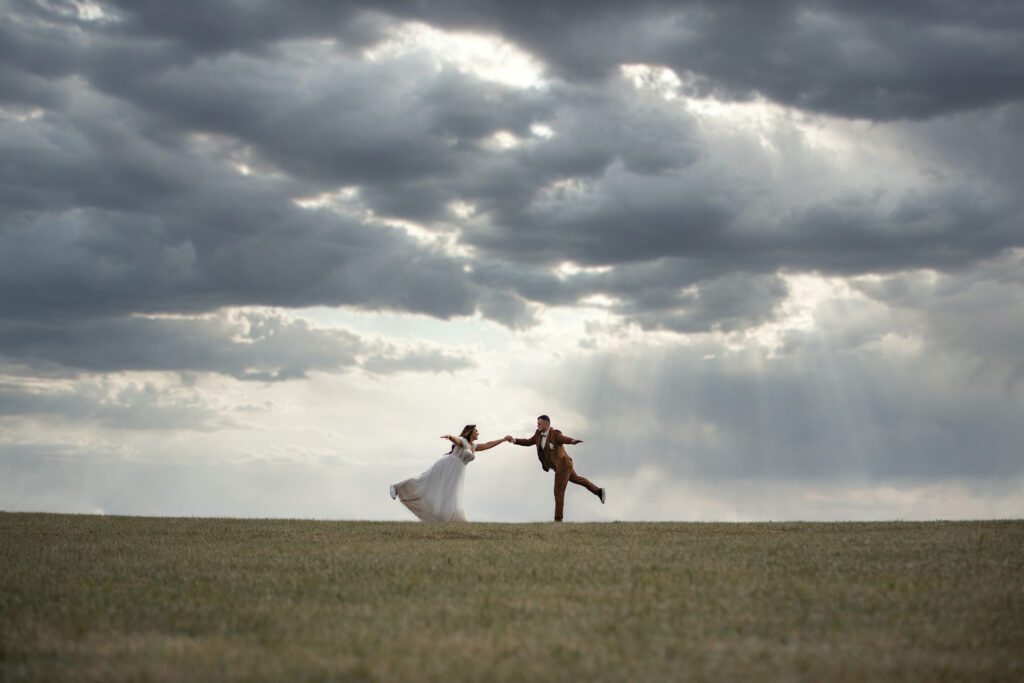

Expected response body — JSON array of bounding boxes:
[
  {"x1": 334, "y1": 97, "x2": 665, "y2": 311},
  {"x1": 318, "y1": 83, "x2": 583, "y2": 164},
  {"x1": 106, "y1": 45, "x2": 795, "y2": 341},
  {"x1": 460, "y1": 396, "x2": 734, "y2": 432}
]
[{"x1": 446, "y1": 424, "x2": 476, "y2": 454}]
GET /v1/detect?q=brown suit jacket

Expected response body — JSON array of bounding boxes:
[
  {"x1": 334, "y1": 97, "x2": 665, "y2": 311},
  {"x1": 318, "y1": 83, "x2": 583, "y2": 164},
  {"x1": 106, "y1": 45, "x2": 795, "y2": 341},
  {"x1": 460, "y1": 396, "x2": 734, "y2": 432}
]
[{"x1": 515, "y1": 428, "x2": 577, "y2": 472}]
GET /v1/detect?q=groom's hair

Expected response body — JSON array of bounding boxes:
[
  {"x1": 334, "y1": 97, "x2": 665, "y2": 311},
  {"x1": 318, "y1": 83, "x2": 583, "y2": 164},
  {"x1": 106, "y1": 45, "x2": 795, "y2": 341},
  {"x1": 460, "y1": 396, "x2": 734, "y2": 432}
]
[{"x1": 538, "y1": 414, "x2": 550, "y2": 423}]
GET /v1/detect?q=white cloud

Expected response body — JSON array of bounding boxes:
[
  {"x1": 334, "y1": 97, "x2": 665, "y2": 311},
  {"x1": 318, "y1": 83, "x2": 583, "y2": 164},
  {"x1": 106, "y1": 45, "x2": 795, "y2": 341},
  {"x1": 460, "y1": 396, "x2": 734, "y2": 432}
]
[{"x1": 364, "y1": 20, "x2": 546, "y2": 89}]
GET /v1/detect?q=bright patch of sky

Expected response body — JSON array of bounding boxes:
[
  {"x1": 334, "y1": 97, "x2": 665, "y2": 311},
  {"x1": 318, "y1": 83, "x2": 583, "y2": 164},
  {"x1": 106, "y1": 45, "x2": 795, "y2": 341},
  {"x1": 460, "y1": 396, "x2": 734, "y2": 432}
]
[{"x1": 364, "y1": 21, "x2": 547, "y2": 89}]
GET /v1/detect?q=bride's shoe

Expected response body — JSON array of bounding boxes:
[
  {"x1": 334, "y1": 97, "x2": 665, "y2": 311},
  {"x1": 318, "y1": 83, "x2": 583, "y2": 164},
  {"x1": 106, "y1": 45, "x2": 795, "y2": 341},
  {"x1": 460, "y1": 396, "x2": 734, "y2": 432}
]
[{"x1": 389, "y1": 484, "x2": 398, "y2": 500}]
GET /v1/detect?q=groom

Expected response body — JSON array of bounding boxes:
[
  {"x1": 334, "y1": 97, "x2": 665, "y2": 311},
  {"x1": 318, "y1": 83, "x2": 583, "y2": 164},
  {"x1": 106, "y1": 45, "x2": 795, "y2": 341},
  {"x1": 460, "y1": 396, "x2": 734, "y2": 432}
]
[{"x1": 505, "y1": 415, "x2": 605, "y2": 522}]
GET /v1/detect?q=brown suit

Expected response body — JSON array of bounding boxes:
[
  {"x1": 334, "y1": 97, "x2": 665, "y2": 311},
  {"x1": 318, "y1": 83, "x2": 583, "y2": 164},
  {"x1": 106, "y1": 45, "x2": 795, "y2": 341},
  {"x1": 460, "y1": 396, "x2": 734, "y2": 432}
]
[{"x1": 514, "y1": 428, "x2": 602, "y2": 522}]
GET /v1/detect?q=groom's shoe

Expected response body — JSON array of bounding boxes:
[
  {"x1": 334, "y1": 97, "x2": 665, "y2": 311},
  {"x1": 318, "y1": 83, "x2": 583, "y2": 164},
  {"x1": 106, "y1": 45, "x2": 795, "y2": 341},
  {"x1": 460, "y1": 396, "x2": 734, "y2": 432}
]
[{"x1": 599, "y1": 488, "x2": 606, "y2": 504}]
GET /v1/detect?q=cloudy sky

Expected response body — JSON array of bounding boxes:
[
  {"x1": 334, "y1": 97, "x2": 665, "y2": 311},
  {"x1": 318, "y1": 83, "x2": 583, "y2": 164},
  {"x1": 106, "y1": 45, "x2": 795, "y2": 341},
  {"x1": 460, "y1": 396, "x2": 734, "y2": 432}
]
[{"x1": 2, "y1": 0, "x2": 1023, "y2": 522}]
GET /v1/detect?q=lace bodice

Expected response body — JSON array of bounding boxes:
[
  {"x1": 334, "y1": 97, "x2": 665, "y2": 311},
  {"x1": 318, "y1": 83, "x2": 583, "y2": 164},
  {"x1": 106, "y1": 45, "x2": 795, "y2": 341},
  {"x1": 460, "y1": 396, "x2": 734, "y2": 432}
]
[{"x1": 453, "y1": 437, "x2": 476, "y2": 464}]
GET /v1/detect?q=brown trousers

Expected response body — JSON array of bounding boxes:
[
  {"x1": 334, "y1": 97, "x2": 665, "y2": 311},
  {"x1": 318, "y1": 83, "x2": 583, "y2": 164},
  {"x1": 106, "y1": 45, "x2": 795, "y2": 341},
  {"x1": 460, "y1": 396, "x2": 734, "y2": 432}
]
[{"x1": 553, "y1": 455, "x2": 601, "y2": 522}]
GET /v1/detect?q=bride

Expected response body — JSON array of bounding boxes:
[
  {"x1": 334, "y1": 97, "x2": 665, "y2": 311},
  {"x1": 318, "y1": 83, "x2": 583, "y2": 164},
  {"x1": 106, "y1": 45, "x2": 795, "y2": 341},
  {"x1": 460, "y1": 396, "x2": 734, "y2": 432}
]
[{"x1": 390, "y1": 425, "x2": 508, "y2": 522}]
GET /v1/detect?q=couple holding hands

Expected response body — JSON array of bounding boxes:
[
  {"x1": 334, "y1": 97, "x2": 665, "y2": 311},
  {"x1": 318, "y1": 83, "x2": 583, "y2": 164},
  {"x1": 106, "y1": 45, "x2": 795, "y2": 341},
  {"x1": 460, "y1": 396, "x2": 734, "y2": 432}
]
[{"x1": 390, "y1": 415, "x2": 605, "y2": 522}]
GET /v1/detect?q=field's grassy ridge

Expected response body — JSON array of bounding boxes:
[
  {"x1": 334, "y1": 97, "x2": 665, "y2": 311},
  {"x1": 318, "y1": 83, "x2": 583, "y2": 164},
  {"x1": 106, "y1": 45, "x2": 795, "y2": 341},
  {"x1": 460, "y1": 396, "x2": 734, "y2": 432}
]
[{"x1": 2, "y1": 513, "x2": 1022, "y2": 681}]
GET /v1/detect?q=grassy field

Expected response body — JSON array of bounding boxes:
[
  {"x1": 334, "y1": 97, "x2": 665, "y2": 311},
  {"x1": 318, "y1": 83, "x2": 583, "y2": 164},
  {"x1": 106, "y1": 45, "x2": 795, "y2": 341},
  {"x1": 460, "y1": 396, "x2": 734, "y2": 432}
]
[{"x1": 1, "y1": 514, "x2": 1022, "y2": 681}]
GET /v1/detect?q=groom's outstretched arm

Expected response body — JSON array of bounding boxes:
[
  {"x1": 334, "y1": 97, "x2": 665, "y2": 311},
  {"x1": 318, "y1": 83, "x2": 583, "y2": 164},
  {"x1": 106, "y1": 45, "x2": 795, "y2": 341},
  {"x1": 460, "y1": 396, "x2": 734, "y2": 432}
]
[
  {"x1": 508, "y1": 431, "x2": 539, "y2": 446},
  {"x1": 553, "y1": 430, "x2": 583, "y2": 446}
]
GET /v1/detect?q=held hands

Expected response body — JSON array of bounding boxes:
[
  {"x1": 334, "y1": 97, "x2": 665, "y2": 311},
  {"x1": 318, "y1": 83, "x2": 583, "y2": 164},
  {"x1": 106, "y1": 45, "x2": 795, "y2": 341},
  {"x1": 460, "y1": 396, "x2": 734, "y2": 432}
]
[{"x1": 497, "y1": 435, "x2": 582, "y2": 444}]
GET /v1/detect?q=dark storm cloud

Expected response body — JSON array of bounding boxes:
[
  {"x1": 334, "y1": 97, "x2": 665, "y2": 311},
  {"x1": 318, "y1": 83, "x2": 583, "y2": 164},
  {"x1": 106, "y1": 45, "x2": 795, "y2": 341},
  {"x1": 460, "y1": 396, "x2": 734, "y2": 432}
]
[
  {"x1": 619, "y1": 272, "x2": 790, "y2": 334},
  {"x1": 2, "y1": 0, "x2": 1023, "y2": 345},
  {"x1": 0, "y1": 8, "x2": 534, "y2": 331},
  {"x1": 0, "y1": 198, "x2": 480, "y2": 321},
  {"x1": 763, "y1": 186, "x2": 1021, "y2": 274},
  {"x1": 0, "y1": 80, "x2": 483, "y2": 322},
  {"x1": 459, "y1": 93, "x2": 1022, "y2": 276},
  {"x1": 78, "y1": 0, "x2": 1024, "y2": 121},
  {"x1": 374, "y1": 0, "x2": 1024, "y2": 121}
]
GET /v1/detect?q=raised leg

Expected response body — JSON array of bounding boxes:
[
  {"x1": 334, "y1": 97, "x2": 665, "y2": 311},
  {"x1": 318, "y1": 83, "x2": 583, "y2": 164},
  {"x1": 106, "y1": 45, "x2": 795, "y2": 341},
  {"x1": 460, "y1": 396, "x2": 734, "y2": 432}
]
[{"x1": 569, "y1": 471, "x2": 601, "y2": 496}]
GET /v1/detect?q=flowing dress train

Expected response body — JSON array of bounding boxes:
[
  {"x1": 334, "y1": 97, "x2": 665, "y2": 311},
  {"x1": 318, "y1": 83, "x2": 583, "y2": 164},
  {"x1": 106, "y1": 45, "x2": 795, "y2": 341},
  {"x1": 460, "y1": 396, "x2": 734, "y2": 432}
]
[{"x1": 391, "y1": 437, "x2": 475, "y2": 522}]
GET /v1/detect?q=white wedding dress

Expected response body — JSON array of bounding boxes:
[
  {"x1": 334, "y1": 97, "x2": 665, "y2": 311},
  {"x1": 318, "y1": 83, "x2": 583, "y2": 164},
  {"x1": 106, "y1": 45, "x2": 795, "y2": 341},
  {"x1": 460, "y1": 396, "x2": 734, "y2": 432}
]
[{"x1": 390, "y1": 437, "x2": 475, "y2": 522}]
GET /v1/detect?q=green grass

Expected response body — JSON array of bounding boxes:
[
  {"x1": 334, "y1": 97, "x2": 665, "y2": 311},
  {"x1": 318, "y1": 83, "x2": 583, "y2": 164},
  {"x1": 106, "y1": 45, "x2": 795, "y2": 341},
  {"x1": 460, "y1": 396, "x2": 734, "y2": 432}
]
[{"x1": 2, "y1": 514, "x2": 1023, "y2": 681}]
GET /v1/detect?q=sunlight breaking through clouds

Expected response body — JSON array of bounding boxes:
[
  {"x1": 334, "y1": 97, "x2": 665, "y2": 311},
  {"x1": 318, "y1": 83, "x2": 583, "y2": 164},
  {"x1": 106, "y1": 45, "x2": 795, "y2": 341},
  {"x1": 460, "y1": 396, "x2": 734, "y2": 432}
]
[
  {"x1": 482, "y1": 130, "x2": 523, "y2": 150},
  {"x1": 744, "y1": 273, "x2": 861, "y2": 356},
  {"x1": 617, "y1": 65, "x2": 888, "y2": 174},
  {"x1": 620, "y1": 63, "x2": 685, "y2": 100},
  {"x1": 292, "y1": 186, "x2": 363, "y2": 211},
  {"x1": 364, "y1": 20, "x2": 547, "y2": 89}
]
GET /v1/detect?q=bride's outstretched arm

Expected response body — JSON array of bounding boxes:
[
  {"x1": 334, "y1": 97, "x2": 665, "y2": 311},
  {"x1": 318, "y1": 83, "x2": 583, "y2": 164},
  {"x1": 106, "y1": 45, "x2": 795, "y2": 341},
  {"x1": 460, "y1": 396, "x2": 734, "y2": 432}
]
[
  {"x1": 441, "y1": 434, "x2": 461, "y2": 446},
  {"x1": 474, "y1": 438, "x2": 507, "y2": 452}
]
